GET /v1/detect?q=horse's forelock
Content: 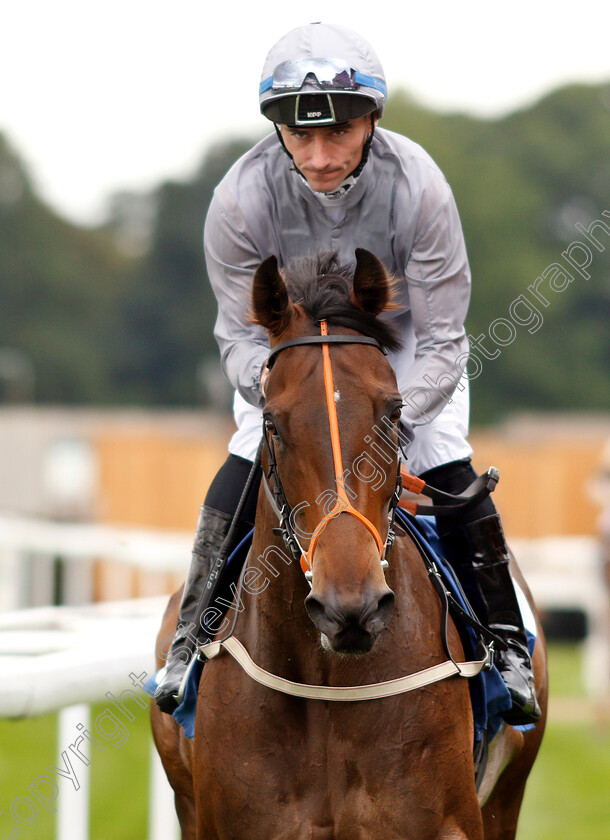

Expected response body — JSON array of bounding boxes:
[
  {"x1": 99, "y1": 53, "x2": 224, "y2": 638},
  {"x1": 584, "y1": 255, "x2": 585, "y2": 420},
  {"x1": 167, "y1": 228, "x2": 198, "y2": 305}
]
[{"x1": 282, "y1": 252, "x2": 402, "y2": 354}]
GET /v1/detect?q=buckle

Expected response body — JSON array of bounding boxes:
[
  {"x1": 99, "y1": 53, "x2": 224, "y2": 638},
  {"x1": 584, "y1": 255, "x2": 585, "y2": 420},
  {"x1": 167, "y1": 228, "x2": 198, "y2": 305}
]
[{"x1": 480, "y1": 640, "x2": 494, "y2": 672}]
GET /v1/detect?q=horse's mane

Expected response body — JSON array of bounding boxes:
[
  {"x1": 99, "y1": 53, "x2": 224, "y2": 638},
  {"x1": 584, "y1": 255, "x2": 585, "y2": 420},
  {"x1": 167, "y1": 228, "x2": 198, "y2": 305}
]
[{"x1": 282, "y1": 251, "x2": 402, "y2": 354}]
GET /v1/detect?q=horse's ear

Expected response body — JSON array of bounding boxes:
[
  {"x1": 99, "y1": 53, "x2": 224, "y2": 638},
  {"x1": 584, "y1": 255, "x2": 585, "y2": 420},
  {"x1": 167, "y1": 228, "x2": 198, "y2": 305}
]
[
  {"x1": 351, "y1": 248, "x2": 394, "y2": 315},
  {"x1": 251, "y1": 255, "x2": 294, "y2": 337}
]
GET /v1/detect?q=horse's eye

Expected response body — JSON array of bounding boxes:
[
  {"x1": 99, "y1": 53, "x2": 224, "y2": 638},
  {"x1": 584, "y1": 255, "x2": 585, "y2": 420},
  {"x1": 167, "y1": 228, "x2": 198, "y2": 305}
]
[
  {"x1": 390, "y1": 404, "x2": 402, "y2": 423},
  {"x1": 264, "y1": 418, "x2": 278, "y2": 436}
]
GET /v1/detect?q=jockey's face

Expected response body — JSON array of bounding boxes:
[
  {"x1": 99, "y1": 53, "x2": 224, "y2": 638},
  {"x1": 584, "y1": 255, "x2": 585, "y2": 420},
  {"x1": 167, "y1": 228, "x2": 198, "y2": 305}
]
[{"x1": 280, "y1": 116, "x2": 372, "y2": 193}]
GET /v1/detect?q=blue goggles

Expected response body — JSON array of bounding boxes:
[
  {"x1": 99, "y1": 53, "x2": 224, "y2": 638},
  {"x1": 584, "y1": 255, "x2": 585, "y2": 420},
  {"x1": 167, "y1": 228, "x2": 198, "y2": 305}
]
[{"x1": 260, "y1": 58, "x2": 387, "y2": 97}]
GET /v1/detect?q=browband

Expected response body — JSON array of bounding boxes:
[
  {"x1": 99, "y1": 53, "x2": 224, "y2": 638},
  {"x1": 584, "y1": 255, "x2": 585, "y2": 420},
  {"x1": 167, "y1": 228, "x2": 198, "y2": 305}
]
[{"x1": 266, "y1": 334, "x2": 385, "y2": 369}]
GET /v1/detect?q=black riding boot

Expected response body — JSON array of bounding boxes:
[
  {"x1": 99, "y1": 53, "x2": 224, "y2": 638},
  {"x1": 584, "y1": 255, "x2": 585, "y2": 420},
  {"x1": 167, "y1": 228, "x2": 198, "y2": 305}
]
[
  {"x1": 154, "y1": 505, "x2": 232, "y2": 714},
  {"x1": 467, "y1": 514, "x2": 541, "y2": 725}
]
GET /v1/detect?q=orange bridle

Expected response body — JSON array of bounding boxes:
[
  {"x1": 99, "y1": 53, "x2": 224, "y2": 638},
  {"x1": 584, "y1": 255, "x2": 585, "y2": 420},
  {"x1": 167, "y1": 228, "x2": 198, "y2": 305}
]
[
  {"x1": 262, "y1": 320, "x2": 401, "y2": 579},
  {"x1": 300, "y1": 321, "x2": 390, "y2": 573}
]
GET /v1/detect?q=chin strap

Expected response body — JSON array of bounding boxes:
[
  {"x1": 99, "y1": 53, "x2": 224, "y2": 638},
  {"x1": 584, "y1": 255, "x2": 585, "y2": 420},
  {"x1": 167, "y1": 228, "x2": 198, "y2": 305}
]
[
  {"x1": 350, "y1": 114, "x2": 375, "y2": 179},
  {"x1": 273, "y1": 124, "x2": 308, "y2": 184},
  {"x1": 273, "y1": 122, "x2": 295, "y2": 161}
]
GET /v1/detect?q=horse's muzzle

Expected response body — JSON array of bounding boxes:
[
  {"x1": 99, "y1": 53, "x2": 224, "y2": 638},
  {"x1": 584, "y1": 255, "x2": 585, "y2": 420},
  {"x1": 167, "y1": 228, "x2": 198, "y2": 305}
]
[{"x1": 305, "y1": 585, "x2": 395, "y2": 654}]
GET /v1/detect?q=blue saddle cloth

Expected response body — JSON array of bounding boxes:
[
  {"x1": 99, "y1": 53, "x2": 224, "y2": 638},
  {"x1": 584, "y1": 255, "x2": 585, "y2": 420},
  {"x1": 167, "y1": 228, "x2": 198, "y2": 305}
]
[
  {"x1": 147, "y1": 512, "x2": 535, "y2": 741},
  {"x1": 396, "y1": 510, "x2": 535, "y2": 743}
]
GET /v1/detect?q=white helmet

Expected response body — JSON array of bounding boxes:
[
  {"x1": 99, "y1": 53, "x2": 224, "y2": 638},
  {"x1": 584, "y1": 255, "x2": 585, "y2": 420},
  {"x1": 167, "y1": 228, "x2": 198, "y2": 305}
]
[{"x1": 259, "y1": 23, "x2": 387, "y2": 126}]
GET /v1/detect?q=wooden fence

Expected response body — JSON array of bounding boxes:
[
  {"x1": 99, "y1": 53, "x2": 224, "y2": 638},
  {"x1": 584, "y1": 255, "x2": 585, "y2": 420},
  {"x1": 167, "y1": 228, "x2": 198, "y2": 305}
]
[
  {"x1": 95, "y1": 422, "x2": 607, "y2": 540},
  {"x1": 470, "y1": 431, "x2": 604, "y2": 538},
  {"x1": 2, "y1": 410, "x2": 597, "y2": 603}
]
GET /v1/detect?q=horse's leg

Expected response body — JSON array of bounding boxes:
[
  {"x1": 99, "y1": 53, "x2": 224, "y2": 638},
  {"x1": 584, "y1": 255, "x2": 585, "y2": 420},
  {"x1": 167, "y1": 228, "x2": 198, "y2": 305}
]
[
  {"x1": 481, "y1": 759, "x2": 528, "y2": 840},
  {"x1": 480, "y1": 571, "x2": 549, "y2": 840},
  {"x1": 481, "y1": 703, "x2": 546, "y2": 840},
  {"x1": 150, "y1": 589, "x2": 197, "y2": 839},
  {"x1": 481, "y1": 721, "x2": 546, "y2": 840},
  {"x1": 175, "y1": 792, "x2": 196, "y2": 840}
]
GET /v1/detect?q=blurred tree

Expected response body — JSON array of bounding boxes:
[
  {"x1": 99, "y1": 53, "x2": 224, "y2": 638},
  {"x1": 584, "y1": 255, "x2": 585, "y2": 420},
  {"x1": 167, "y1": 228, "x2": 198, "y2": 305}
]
[
  {"x1": 383, "y1": 83, "x2": 610, "y2": 422},
  {"x1": 0, "y1": 134, "x2": 132, "y2": 403},
  {"x1": 109, "y1": 138, "x2": 254, "y2": 404}
]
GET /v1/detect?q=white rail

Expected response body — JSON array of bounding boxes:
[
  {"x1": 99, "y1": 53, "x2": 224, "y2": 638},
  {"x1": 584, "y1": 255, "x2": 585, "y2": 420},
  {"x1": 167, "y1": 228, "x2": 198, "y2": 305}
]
[
  {"x1": 512, "y1": 535, "x2": 610, "y2": 698},
  {"x1": 0, "y1": 598, "x2": 179, "y2": 840},
  {"x1": 0, "y1": 515, "x2": 190, "y2": 572}
]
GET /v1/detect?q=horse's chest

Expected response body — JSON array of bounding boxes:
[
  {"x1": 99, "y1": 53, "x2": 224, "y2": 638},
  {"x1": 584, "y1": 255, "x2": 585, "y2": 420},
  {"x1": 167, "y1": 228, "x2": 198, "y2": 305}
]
[{"x1": 197, "y1": 679, "x2": 476, "y2": 840}]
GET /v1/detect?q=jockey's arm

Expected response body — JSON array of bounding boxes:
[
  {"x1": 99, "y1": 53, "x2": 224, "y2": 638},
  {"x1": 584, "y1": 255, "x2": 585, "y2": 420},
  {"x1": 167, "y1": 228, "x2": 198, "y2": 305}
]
[
  {"x1": 204, "y1": 192, "x2": 269, "y2": 408},
  {"x1": 396, "y1": 176, "x2": 471, "y2": 427}
]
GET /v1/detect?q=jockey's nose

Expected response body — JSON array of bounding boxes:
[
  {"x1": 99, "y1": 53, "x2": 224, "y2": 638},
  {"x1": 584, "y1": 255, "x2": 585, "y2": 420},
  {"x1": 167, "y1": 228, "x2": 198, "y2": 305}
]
[
  {"x1": 305, "y1": 584, "x2": 395, "y2": 653},
  {"x1": 309, "y1": 136, "x2": 333, "y2": 170}
]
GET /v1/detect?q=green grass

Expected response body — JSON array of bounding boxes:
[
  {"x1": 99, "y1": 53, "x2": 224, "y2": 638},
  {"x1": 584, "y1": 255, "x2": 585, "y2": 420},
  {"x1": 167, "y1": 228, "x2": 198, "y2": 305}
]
[
  {"x1": 517, "y1": 642, "x2": 610, "y2": 839},
  {"x1": 0, "y1": 700, "x2": 151, "y2": 839},
  {"x1": 544, "y1": 641, "x2": 588, "y2": 698},
  {"x1": 518, "y1": 723, "x2": 610, "y2": 839},
  {"x1": 0, "y1": 644, "x2": 608, "y2": 839}
]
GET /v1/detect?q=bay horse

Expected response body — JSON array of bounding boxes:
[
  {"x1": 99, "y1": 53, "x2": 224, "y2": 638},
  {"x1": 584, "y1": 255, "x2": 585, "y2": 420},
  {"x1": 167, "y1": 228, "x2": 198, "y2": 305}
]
[{"x1": 151, "y1": 249, "x2": 547, "y2": 840}]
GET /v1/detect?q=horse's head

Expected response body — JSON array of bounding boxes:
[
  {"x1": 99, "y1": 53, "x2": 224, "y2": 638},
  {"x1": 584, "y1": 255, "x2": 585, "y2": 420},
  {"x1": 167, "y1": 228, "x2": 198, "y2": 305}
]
[{"x1": 252, "y1": 249, "x2": 403, "y2": 655}]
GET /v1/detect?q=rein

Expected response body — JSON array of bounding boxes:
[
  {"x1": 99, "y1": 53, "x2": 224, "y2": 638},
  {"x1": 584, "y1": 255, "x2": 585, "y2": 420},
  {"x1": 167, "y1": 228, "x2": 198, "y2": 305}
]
[{"x1": 262, "y1": 320, "x2": 401, "y2": 580}]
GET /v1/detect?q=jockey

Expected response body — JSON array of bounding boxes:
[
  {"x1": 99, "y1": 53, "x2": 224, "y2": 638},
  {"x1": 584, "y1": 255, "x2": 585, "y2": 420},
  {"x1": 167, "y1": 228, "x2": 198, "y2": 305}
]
[{"x1": 155, "y1": 22, "x2": 540, "y2": 726}]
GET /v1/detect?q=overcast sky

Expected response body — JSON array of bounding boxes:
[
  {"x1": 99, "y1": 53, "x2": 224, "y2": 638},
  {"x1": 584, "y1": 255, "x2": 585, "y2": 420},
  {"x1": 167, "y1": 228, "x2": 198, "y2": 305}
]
[{"x1": 3, "y1": 0, "x2": 609, "y2": 225}]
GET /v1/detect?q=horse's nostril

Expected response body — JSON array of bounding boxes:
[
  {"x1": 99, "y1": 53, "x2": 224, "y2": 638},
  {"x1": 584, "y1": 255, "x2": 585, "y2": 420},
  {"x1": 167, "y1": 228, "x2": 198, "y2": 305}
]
[
  {"x1": 367, "y1": 590, "x2": 395, "y2": 632},
  {"x1": 305, "y1": 594, "x2": 340, "y2": 638},
  {"x1": 305, "y1": 587, "x2": 395, "y2": 643},
  {"x1": 304, "y1": 594, "x2": 325, "y2": 624}
]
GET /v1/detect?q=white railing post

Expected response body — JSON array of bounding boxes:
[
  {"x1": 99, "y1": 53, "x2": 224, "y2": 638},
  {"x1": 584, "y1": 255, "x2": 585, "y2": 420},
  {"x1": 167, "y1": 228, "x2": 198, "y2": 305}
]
[
  {"x1": 149, "y1": 742, "x2": 180, "y2": 840},
  {"x1": 57, "y1": 704, "x2": 90, "y2": 840}
]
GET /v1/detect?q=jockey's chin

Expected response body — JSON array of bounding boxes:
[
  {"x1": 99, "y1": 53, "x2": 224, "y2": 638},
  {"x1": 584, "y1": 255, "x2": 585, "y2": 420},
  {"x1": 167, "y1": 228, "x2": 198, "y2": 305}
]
[{"x1": 304, "y1": 170, "x2": 347, "y2": 193}]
